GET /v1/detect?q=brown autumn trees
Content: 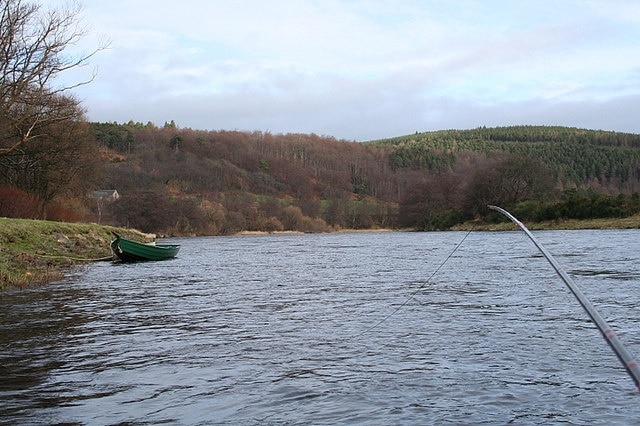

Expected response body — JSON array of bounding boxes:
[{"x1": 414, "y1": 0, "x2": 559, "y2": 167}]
[
  {"x1": 87, "y1": 121, "x2": 640, "y2": 235},
  {"x1": 464, "y1": 153, "x2": 556, "y2": 216},
  {"x1": 90, "y1": 123, "x2": 562, "y2": 234},
  {"x1": 1, "y1": 108, "x2": 103, "y2": 212},
  {"x1": 0, "y1": 0, "x2": 100, "y2": 156},
  {"x1": 0, "y1": 0, "x2": 104, "y2": 218}
]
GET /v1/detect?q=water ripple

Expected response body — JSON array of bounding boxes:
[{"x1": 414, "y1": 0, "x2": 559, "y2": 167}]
[{"x1": 1, "y1": 230, "x2": 639, "y2": 424}]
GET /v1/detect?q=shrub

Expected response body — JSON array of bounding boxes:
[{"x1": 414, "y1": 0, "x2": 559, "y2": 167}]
[{"x1": 0, "y1": 187, "x2": 39, "y2": 218}]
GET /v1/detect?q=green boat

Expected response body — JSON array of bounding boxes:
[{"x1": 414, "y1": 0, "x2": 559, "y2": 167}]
[{"x1": 110, "y1": 233, "x2": 180, "y2": 262}]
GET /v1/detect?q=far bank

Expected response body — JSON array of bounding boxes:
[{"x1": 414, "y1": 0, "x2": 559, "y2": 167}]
[
  {"x1": 452, "y1": 213, "x2": 640, "y2": 231},
  {"x1": 2, "y1": 213, "x2": 639, "y2": 291}
]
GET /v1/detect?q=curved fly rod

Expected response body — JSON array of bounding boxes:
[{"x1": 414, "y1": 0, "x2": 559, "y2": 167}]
[{"x1": 488, "y1": 205, "x2": 640, "y2": 392}]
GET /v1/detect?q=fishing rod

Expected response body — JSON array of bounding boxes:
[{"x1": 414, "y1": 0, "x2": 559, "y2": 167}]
[{"x1": 488, "y1": 205, "x2": 640, "y2": 392}]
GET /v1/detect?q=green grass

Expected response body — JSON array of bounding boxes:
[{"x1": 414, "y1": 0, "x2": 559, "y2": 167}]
[
  {"x1": 452, "y1": 214, "x2": 640, "y2": 231},
  {"x1": 0, "y1": 218, "x2": 152, "y2": 290}
]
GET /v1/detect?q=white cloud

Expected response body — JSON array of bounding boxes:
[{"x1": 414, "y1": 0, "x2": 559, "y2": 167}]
[{"x1": 53, "y1": 0, "x2": 640, "y2": 139}]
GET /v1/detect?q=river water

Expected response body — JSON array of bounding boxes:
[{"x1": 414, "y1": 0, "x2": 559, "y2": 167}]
[{"x1": 1, "y1": 230, "x2": 640, "y2": 424}]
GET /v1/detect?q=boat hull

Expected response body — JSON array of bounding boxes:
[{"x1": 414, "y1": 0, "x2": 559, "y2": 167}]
[{"x1": 110, "y1": 233, "x2": 180, "y2": 262}]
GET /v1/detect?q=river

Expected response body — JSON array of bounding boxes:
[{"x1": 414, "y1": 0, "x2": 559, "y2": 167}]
[{"x1": 1, "y1": 229, "x2": 640, "y2": 424}]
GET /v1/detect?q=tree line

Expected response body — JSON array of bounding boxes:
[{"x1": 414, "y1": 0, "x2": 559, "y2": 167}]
[
  {"x1": 378, "y1": 126, "x2": 640, "y2": 193},
  {"x1": 4, "y1": 118, "x2": 640, "y2": 234},
  {"x1": 78, "y1": 122, "x2": 640, "y2": 234},
  {"x1": 1, "y1": 0, "x2": 640, "y2": 234},
  {"x1": 90, "y1": 123, "x2": 402, "y2": 234}
]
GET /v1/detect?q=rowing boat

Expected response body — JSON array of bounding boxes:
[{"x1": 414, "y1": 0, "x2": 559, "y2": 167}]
[{"x1": 110, "y1": 232, "x2": 180, "y2": 262}]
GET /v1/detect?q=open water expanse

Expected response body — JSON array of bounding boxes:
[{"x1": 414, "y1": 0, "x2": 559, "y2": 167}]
[{"x1": 2, "y1": 229, "x2": 640, "y2": 424}]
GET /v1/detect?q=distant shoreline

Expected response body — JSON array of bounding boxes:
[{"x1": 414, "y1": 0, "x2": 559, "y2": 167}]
[
  {"x1": 236, "y1": 228, "x2": 396, "y2": 236},
  {"x1": 452, "y1": 214, "x2": 640, "y2": 231},
  {"x1": 1, "y1": 216, "x2": 638, "y2": 290}
]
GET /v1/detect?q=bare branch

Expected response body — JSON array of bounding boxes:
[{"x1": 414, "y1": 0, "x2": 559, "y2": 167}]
[{"x1": 0, "y1": 0, "x2": 106, "y2": 156}]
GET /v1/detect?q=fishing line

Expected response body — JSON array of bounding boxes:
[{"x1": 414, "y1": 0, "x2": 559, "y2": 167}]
[{"x1": 353, "y1": 227, "x2": 474, "y2": 339}]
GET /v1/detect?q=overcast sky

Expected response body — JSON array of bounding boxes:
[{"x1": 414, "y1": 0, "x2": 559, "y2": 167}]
[{"x1": 55, "y1": 0, "x2": 640, "y2": 141}]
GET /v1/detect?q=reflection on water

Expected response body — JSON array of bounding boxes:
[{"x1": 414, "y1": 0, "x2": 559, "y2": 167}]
[{"x1": 1, "y1": 230, "x2": 639, "y2": 424}]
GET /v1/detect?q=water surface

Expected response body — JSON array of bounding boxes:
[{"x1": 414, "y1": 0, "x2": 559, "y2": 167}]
[{"x1": 1, "y1": 230, "x2": 639, "y2": 424}]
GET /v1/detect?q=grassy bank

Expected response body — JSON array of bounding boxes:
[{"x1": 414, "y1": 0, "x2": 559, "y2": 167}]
[
  {"x1": 452, "y1": 213, "x2": 640, "y2": 231},
  {"x1": 0, "y1": 218, "x2": 153, "y2": 290}
]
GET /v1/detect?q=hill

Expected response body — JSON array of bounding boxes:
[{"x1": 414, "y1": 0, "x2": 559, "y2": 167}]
[
  {"x1": 4, "y1": 123, "x2": 638, "y2": 235},
  {"x1": 81, "y1": 123, "x2": 640, "y2": 234},
  {"x1": 369, "y1": 126, "x2": 640, "y2": 191},
  {"x1": 91, "y1": 122, "x2": 400, "y2": 234}
]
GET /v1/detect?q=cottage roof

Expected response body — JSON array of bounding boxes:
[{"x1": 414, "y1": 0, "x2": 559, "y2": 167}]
[{"x1": 92, "y1": 189, "x2": 119, "y2": 198}]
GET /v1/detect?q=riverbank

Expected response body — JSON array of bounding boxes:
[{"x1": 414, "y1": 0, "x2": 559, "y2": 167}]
[
  {"x1": 0, "y1": 218, "x2": 153, "y2": 290},
  {"x1": 2, "y1": 213, "x2": 639, "y2": 290},
  {"x1": 452, "y1": 213, "x2": 640, "y2": 231}
]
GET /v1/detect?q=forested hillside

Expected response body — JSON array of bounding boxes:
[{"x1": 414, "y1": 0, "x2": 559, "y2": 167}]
[
  {"x1": 91, "y1": 121, "x2": 400, "y2": 234},
  {"x1": 3, "y1": 120, "x2": 640, "y2": 234},
  {"x1": 1, "y1": 1, "x2": 639, "y2": 236},
  {"x1": 371, "y1": 126, "x2": 640, "y2": 191},
  {"x1": 82, "y1": 123, "x2": 640, "y2": 234}
]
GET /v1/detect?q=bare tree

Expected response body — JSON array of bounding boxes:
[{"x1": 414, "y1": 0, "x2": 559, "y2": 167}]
[
  {"x1": 0, "y1": 93, "x2": 104, "y2": 216},
  {"x1": 0, "y1": 0, "x2": 104, "y2": 157},
  {"x1": 464, "y1": 153, "x2": 556, "y2": 215}
]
